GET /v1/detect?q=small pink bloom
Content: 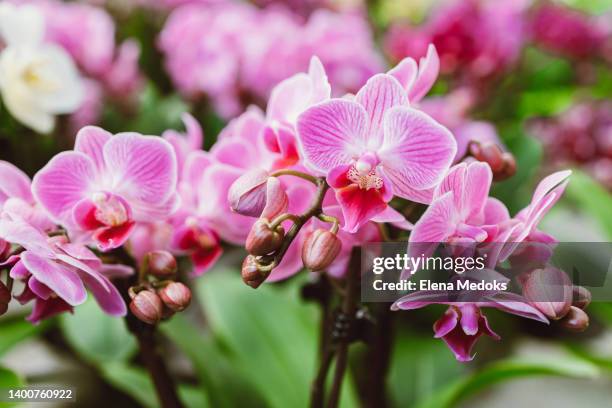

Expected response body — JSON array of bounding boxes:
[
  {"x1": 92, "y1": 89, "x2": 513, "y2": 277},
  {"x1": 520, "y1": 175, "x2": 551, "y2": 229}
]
[
  {"x1": 171, "y1": 217, "x2": 222, "y2": 276},
  {"x1": 0, "y1": 218, "x2": 126, "y2": 323},
  {"x1": 388, "y1": 44, "x2": 440, "y2": 104},
  {"x1": 392, "y1": 290, "x2": 548, "y2": 362},
  {"x1": 298, "y1": 74, "x2": 456, "y2": 232},
  {"x1": 32, "y1": 127, "x2": 178, "y2": 250},
  {"x1": 0, "y1": 160, "x2": 54, "y2": 231}
]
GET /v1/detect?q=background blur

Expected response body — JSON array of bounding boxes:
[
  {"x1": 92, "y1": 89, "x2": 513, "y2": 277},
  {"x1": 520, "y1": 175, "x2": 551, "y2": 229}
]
[{"x1": 1, "y1": 0, "x2": 612, "y2": 407}]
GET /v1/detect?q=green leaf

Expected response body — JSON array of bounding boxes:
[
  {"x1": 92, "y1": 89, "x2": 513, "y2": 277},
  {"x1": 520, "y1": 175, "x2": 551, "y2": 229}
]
[
  {"x1": 564, "y1": 170, "x2": 612, "y2": 239},
  {"x1": 0, "y1": 317, "x2": 52, "y2": 356},
  {"x1": 0, "y1": 366, "x2": 25, "y2": 408},
  {"x1": 99, "y1": 362, "x2": 209, "y2": 408},
  {"x1": 198, "y1": 269, "x2": 359, "y2": 408},
  {"x1": 60, "y1": 296, "x2": 136, "y2": 364},
  {"x1": 389, "y1": 334, "x2": 465, "y2": 408},
  {"x1": 415, "y1": 355, "x2": 600, "y2": 408},
  {"x1": 161, "y1": 315, "x2": 267, "y2": 408}
]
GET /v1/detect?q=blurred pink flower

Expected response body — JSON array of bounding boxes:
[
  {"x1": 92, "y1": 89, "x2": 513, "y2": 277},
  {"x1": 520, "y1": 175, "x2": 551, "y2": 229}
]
[
  {"x1": 0, "y1": 219, "x2": 125, "y2": 323},
  {"x1": 32, "y1": 127, "x2": 179, "y2": 250},
  {"x1": 385, "y1": 0, "x2": 527, "y2": 79},
  {"x1": 158, "y1": 3, "x2": 382, "y2": 118},
  {"x1": 297, "y1": 73, "x2": 456, "y2": 232},
  {"x1": 531, "y1": 2, "x2": 611, "y2": 60}
]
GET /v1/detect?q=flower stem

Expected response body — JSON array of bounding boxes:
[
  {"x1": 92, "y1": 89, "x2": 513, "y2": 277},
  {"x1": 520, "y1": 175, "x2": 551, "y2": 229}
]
[
  {"x1": 113, "y1": 248, "x2": 184, "y2": 408},
  {"x1": 326, "y1": 247, "x2": 360, "y2": 408},
  {"x1": 270, "y1": 169, "x2": 320, "y2": 184}
]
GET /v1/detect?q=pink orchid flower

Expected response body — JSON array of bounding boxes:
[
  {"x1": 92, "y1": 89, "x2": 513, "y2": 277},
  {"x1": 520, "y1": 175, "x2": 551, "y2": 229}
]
[
  {"x1": 0, "y1": 218, "x2": 126, "y2": 323},
  {"x1": 387, "y1": 43, "x2": 440, "y2": 105},
  {"x1": 32, "y1": 127, "x2": 178, "y2": 251},
  {"x1": 0, "y1": 160, "x2": 54, "y2": 231},
  {"x1": 263, "y1": 56, "x2": 331, "y2": 169},
  {"x1": 409, "y1": 162, "x2": 499, "y2": 247},
  {"x1": 392, "y1": 289, "x2": 548, "y2": 362},
  {"x1": 297, "y1": 73, "x2": 456, "y2": 232}
]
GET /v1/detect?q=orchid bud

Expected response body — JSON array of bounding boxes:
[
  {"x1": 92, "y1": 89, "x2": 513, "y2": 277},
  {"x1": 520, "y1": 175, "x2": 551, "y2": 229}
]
[
  {"x1": 0, "y1": 281, "x2": 10, "y2": 316},
  {"x1": 144, "y1": 250, "x2": 177, "y2": 278},
  {"x1": 561, "y1": 306, "x2": 589, "y2": 332},
  {"x1": 241, "y1": 255, "x2": 269, "y2": 289},
  {"x1": 469, "y1": 142, "x2": 516, "y2": 181},
  {"x1": 522, "y1": 267, "x2": 572, "y2": 320},
  {"x1": 129, "y1": 290, "x2": 163, "y2": 325},
  {"x1": 228, "y1": 169, "x2": 288, "y2": 219},
  {"x1": 572, "y1": 285, "x2": 592, "y2": 310},
  {"x1": 158, "y1": 282, "x2": 192, "y2": 312},
  {"x1": 246, "y1": 220, "x2": 285, "y2": 256},
  {"x1": 302, "y1": 229, "x2": 342, "y2": 272}
]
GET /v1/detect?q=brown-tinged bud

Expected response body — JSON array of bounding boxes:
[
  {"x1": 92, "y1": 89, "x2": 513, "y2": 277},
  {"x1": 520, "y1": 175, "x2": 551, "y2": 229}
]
[
  {"x1": 129, "y1": 290, "x2": 163, "y2": 324},
  {"x1": 561, "y1": 306, "x2": 589, "y2": 332},
  {"x1": 572, "y1": 285, "x2": 592, "y2": 310},
  {"x1": 241, "y1": 255, "x2": 269, "y2": 289},
  {"x1": 158, "y1": 282, "x2": 192, "y2": 312},
  {"x1": 469, "y1": 142, "x2": 516, "y2": 181},
  {"x1": 522, "y1": 267, "x2": 572, "y2": 320},
  {"x1": 144, "y1": 250, "x2": 177, "y2": 278},
  {"x1": 246, "y1": 220, "x2": 285, "y2": 256},
  {"x1": 301, "y1": 229, "x2": 342, "y2": 272},
  {"x1": 0, "y1": 281, "x2": 10, "y2": 316},
  {"x1": 228, "y1": 169, "x2": 288, "y2": 219}
]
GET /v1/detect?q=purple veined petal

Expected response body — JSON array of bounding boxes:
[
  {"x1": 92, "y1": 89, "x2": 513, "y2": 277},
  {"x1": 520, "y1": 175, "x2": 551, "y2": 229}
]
[
  {"x1": 31, "y1": 151, "x2": 96, "y2": 224},
  {"x1": 55, "y1": 253, "x2": 110, "y2": 292},
  {"x1": 104, "y1": 132, "x2": 178, "y2": 205},
  {"x1": 56, "y1": 242, "x2": 102, "y2": 267},
  {"x1": 483, "y1": 197, "x2": 510, "y2": 224},
  {"x1": 391, "y1": 290, "x2": 454, "y2": 311},
  {"x1": 436, "y1": 162, "x2": 492, "y2": 221},
  {"x1": 130, "y1": 192, "x2": 181, "y2": 221},
  {"x1": 0, "y1": 219, "x2": 54, "y2": 257},
  {"x1": 408, "y1": 44, "x2": 440, "y2": 103},
  {"x1": 74, "y1": 126, "x2": 112, "y2": 174},
  {"x1": 20, "y1": 251, "x2": 87, "y2": 306},
  {"x1": 355, "y1": 74, "x2": 408, "y2": 147},
  {"x1": 79, "y1": 272, "x2": 126, "y2": 316},
  {"x1": 210, "y1": 137, "x2": 259, "y2": 169},
  {"x1": 387, "y1": 57, "x2": 418, "y2": 95},
  {"x1": 99, "y1": 263, "x2": 134, "y2": 279},
  {"x1": 409, "y1": 192, "x2": 457, "y2": 244},
  {"x1": 459, "y1": 304, "x2": 480, "y2": 335},
  {"x1": 371, "y1": 205, "x2": 413, "y2": 230},
  {"x1": 297, "y1": 99, "x2": 368, "y2": 172},
  {"x1": 529, "y1": 170, "x2": 572, "y2": 212},
  {"x1": 433, "y1": 307, "x2": 459, "y2": 338},
  {"x1": 0, "y1": 160, "x2": 33, "y2": 203},
  {"x1": 480, "y1": 292, "x2": 550, "y2": 323},
  {"x1": 379, "y1": 106, "x2": 456, "y2": 195}
]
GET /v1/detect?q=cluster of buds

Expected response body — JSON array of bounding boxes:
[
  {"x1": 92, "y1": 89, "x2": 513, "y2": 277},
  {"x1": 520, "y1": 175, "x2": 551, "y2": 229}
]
[
  {"x1": 232, "y1": 170, "x2": 342, "y2": 289},
  {"x1": 521, "y1": 266, "x2": 591, "y2": 332},
  {"x1": 128, "y1": 251, "x2": 192, "y2": 325},
  {"x1": 469, "y1": 141, "x2": 516, "y2": 181}
]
